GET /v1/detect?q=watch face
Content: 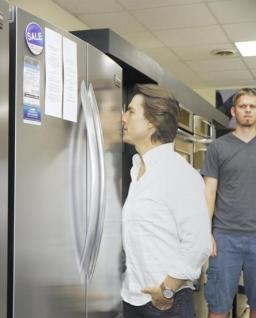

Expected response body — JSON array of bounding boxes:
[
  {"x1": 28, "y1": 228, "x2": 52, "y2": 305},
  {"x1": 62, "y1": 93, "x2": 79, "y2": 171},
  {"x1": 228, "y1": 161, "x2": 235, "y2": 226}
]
[{"x1": 162, "y1": 288, "x2": 174, "y2": 299}]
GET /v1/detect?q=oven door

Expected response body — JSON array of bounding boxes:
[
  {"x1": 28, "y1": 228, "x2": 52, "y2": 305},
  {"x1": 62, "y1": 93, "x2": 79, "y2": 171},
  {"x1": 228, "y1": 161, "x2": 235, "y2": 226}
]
[
  {"x1": 174, "y1": 130, "x2": 194, "y2": 166},
  {"x1": 178, "y1": 104, "x2": 193, "y2": 134},
  {"x1": 194, "y1": 115, "x2": 211, "y2": 138},
  {"x1": 193, "y1": 142, "x2": 207, "y2": 171}
]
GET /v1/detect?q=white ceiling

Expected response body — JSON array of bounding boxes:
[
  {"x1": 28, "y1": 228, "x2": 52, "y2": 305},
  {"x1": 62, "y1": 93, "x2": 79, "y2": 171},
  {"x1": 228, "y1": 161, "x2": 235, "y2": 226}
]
[{"x1": 52, "y1": 0, "x2": 256, "y2": 90}]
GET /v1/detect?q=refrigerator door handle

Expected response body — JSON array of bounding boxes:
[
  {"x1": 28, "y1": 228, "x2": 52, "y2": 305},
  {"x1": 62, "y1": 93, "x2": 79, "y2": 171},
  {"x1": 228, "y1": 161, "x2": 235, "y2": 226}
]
[
  {"x1": 79, "y1": 81, "x2": 106, "y2": 281},
  {"x1": 87, "y1": 83, "x2": 106, "y2": 280},
  {"x1": 70, "y1": 97, "x2": 88, "y2": 274}
]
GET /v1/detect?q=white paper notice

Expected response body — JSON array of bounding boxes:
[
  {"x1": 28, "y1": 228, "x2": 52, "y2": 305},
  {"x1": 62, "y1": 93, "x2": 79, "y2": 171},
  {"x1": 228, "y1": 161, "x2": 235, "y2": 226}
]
[
  {"x1": 63, "y1": 37, "x2": 78, "y2": 122},
  {"x1": 45, "y1": 27, "x2": 63, "y2": 118}
]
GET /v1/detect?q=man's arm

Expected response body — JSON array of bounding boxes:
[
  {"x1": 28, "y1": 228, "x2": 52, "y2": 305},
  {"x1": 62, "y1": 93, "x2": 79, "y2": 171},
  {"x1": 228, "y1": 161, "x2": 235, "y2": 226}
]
[
  {"x1": 204, "y1": 176, "x2": 218, "y2": 256},
  {"x1": 204, "y1": 176, "x2": 218, "y2": 221},
  {"x1": 142, "y1": 276, "x2": 184, "y2": 310}
]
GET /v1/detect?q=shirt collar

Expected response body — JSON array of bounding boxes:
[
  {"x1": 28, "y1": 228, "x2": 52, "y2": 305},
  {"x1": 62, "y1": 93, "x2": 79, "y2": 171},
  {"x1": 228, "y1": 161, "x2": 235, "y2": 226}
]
[{"x1": 132, "y1": 143, "x2": 174, "y2": 169}]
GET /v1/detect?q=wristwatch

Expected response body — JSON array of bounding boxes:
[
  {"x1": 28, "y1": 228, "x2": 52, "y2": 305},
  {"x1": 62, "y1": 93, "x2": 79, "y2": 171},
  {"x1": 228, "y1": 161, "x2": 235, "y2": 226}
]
[{"x1": 160, "y1": 282, "x2": 175, "y2": 299}]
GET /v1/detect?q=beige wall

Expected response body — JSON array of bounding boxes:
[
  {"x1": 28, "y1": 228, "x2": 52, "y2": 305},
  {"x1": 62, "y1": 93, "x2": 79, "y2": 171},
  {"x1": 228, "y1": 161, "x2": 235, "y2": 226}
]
[
  {"x1": 194, "y1": 85, "x2": 256, "y2": 108},
  {"x1": 193, "y1": 88, "x2": 216, "y2": 107},
  {"x1": 8, "y1": 0, "x2": 89, "y2": 31}
]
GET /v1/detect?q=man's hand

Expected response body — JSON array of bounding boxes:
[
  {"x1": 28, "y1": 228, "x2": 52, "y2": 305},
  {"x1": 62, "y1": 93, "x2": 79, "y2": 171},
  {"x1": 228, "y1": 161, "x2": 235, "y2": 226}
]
[
  {"x1": 211, "y1": 234, "x2": 217, "y2": 257},
  {"x1": 142, "y1": 286, "x2": 174, "y2": 311}
]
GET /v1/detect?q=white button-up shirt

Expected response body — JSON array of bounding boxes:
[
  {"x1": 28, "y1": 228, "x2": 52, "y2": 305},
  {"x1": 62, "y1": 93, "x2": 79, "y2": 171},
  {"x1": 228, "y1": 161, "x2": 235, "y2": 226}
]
[{"x1": 121, "y1": 143, "x2": 211, "y2": 306}]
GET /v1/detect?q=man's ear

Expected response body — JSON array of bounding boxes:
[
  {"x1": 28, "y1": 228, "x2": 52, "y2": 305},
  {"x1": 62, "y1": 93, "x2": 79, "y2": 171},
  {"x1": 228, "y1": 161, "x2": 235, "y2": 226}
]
[
  {"x1": 147, "y1": 122, "x2": 155, "y2": 129},
  {"x1": 230, "y1": 106, "x2": 235, "y2": 117}
]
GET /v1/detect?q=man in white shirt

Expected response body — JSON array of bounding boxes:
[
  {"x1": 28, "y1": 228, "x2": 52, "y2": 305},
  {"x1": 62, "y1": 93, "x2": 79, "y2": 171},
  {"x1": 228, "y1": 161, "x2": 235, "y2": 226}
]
[{"x1": 121, "y1": 84, "x2": 211, "y2": 318}]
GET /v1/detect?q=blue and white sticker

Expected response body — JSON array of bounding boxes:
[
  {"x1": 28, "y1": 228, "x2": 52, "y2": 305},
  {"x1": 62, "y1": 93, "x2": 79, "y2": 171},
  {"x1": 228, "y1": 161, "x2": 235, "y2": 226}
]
[
  {"x1": 25, "y1": 22, "x2": 44, "y2": 55},
  {"x1": 23, "y1": 56, "x2": 41, "y2": 125}
]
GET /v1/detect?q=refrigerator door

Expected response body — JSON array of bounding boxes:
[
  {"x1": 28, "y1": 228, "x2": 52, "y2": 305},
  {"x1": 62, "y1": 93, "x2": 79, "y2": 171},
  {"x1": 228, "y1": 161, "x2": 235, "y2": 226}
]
[
  {"x1": 10, "y1": 8, "x2": 87, "y2": 318},
  {"x1": 0, "y1": 1, "x2": 9, "y2": 318},
  {"x1": 86, "y1": 44, "x2": 123, "y2": 317}
]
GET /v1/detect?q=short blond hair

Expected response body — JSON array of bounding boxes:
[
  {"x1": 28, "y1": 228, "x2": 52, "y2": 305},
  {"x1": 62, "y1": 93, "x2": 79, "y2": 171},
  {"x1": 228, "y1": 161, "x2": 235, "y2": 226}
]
[{"x1": 233, "y1": 88, "x2": 256, "y2": 106}]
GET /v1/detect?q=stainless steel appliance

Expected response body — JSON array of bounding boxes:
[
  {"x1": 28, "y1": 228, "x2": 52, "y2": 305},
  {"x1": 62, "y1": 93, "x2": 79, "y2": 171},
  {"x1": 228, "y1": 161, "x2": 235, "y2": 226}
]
[
  {"x1": 178, "y1": 104, "x2": 193, "y2": 134},
  {"x1": 193, "y1": 116, "x2": 213, "y2": 171},
  {"x1": 7, "y1": 7, "x2": 123, "y2": 318},
  {"x1": 0, "y1": 1, "x2": 9, "y2": 318},
  {"x1": 174, "y1": 105, "x2": 194, "y2": 165},
  {"x1": 194, "y1": 115, "x2": 211, "y2": 139},
  {"x1": 174, "y1": 129, "x2": 194, "y2": 166}
]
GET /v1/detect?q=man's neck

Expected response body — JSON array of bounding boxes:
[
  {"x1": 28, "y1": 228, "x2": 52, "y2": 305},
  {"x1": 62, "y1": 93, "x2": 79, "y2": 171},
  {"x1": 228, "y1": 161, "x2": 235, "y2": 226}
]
[
  {"x1": 135, "y1": 141, "x2": 163, "y2": 181},
  {"x1": 135, "y1": 141, "x2": 162, "y2": 157},
  {"x1": 233, "y1": 126, "x2": 256, "y2": 142}
]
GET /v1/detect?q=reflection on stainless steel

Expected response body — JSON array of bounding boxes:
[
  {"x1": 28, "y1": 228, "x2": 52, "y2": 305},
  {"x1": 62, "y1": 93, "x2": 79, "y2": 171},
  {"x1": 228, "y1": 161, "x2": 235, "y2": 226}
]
[
  {"x1": 71, "y1": 81, "x2": 106, "y2": 281},
  {"x1": 86, "y1": 44, "x2": 123, "y2": 316}
]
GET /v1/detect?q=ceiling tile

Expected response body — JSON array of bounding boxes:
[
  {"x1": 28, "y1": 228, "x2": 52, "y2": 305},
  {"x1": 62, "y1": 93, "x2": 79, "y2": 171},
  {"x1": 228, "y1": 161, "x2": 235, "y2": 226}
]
[
  {"x1": 208, "y1": 0, "x2": 256, "y2": 23},
  {"x1": 119, "y1": 31, "x2": 165, "y2": 50},
  {"x1": 251, "y1": 69, "x2": 256, "y2": 77},
  {"x1": 52, "y1": 0, "x2": 256, "y2": 89},
  {"x1": 164, "y1": 61, "x2": 206, "y2": 87},
  {"x1": 118, "y1": 0, "x2": 202, "y2": 10},
  {"x1": 171, "y1": 43, "x2": 235, "y2": 61},
  {"x1": 153, "y1": 25, "x2": 228, "y2": 47},
  {"x1": 53, "y1": 0, "x2": 123, "y2": 14},
  {"x1": 187, "y1": 58, "x2": 246, "y2": 73},
  {"x1": 243, "y1": 57, "x2": 256, "y2": 68},
  {"x1": 132, "y1": 3, "x2": 216, "y2": 30},
  {"x1": 197, "y1": 69, "x2": 253, "y2": 82},
  {"x1": 78, "y1": 12, "x2": 145, "y2": 33},
  {"x1": 223, "y1": 23, "x2": 256, "y2": 42},
  {"x1": 146, "y1": 46, "x2": 180, "y2": 63},
  {"x1": 207, "y1": 77, "x2": 256, "y2": 87}
]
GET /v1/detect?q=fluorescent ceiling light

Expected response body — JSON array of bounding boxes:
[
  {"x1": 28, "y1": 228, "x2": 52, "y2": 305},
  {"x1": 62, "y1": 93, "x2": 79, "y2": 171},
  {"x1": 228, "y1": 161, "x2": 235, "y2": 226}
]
[{"x1": 235, "y1": 41, "x2": 256, "y2": 57}]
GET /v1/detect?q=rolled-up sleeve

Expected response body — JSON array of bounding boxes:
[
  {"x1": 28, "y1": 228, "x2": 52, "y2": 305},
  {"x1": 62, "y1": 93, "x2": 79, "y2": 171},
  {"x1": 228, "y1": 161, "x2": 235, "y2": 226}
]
[{"x1": 166, "y1": 176, "x2": 211, "y2": 281}]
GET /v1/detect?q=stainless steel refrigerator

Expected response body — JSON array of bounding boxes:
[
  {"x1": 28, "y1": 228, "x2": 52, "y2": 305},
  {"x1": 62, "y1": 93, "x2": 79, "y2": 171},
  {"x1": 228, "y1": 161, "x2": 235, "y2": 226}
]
[
  {"x1": 7, "y1": 6, "x2": 123, "y2": 318},
  {"x1": 0, "y1": 1, "x2": 9, "y2": 318}
]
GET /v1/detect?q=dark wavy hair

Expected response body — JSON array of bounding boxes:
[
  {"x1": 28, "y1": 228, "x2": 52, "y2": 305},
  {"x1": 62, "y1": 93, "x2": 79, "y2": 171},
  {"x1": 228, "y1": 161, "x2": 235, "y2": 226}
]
[{"x1": 133, "y1": 84, "x2": 180, "y2": 143}]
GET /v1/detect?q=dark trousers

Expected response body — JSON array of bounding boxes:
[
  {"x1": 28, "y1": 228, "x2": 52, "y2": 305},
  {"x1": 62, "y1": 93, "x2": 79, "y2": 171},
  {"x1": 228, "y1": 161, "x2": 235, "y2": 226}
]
[{"x1": 123, "y1": 288, "x2": 196, "y2": 318}]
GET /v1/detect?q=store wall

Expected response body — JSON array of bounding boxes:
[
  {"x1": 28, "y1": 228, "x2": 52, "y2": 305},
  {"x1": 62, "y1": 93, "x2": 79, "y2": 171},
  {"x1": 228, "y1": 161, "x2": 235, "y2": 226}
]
[{"x1": 193, "y1": 88, "x2": 216, "y2": 106}]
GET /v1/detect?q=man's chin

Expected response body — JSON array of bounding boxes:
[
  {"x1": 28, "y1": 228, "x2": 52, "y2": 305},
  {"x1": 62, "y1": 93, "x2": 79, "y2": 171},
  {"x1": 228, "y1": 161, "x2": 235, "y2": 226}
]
[
  {"x1": 240, "y1": 121, "x2": 256, "y2": 127},
  {"x1": 122, "y1": 137, "x2": 134, "y2": 146}
]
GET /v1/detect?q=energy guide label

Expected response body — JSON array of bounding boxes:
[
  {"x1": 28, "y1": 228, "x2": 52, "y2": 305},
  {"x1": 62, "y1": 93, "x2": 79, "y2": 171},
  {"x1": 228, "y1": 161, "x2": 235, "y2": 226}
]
[{"x1": 23, "y1": 56, "x2": 41, "y2": 125}]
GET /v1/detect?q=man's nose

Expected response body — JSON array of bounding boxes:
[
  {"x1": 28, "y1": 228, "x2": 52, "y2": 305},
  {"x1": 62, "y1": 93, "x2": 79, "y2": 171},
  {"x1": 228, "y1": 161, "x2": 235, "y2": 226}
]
[{"x1": 122, "y1": 112, "x2": 127, "y2": 123}]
